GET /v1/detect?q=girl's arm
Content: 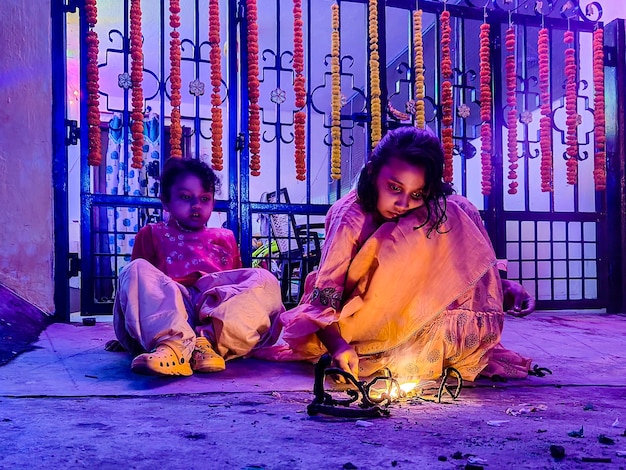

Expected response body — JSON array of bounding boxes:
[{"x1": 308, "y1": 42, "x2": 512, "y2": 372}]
[{"x1": 317, "y1": 323, "x2": 359, "y2": 379}]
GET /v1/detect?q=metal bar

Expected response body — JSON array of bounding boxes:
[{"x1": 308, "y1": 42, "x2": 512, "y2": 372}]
[
  {"x1": 52, "y1": 0, "x2": 71, "y2": 322},
  {"x1": 160, "y1": 0, "x2": 166, "y2": 168},
  {"x1": 235, "y1": 0, "x2": 250, "y2": 266},
  {"x1": 604, "y1": 19, "x2": 626, "y2": 312},
  {"x1": 489, "y1": 20, "x2": 506, "y2": 260},
  {"x1": 78, "y1": 0, "x2": 96, "y2": 318},
  {"x1": 305, "y1": 0, "x2": 312, "y2": 205},
  {"x1": 193, "y1": 0, "x2": 201, "y2": 157},
  {"x1": 274, "y1": 0, "x2": 283, "y2": 196}
]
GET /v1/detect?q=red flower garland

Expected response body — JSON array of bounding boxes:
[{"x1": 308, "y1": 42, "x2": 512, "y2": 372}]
[
  {"x1": 413, "y1": 9, "x2": 425, "y2": 129},
  {"x1": 247, "y1": 0, "x2": 261, "y2": 176},
  {"x1": 538, "y1": 27, "x2": 553, "y2": 192},
  {"x1": 440, "y1": 10, "x2": 453, "y2": 183},
  {"x1": 130, "y1": 0, "x2": 144, "y2": 169},
  {"x1": 479, "y1": 22, "x2": 492, "y2": 195},
  {"x1": 209, "y1": 0, "x2": 223, "y2": 170},
  {"x1": 368, "y1": 0, "x2": 382, "y2": 147},
  {"x1": 330, "y1": 3, "x2": 341, "y2": 180},
  {"x1": 505, "y1": 26, "x2": 518, "y2": 194},
  {"x1": 86, "y1": 0, "x2": 102, "y2": 166},
  {"x1": 293, "y1": 0, "x2": 306, "y2": 181},
  {"x1": 593, "y1": 27, "x2": 606, "y2": 191},
  {"x1": 169, "y1": 0, "x2": 182, "y2": 159},
  {"x1": 564, "y1": 30, "x2": 578, "y2": 185}
]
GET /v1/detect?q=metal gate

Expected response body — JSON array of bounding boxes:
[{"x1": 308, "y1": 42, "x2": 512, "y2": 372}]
[{"x1": 51, "y1": 0, "x2": 624, "y2": 320}]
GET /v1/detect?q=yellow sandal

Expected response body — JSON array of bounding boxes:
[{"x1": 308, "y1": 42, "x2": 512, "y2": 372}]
[{"x1": 131, "y1": 343, "x2": 192, "y2": 377}]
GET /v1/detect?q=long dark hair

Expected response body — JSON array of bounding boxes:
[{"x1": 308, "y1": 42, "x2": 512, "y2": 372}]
[
  {"x1": 356, "y1": 126, "x2": 453, "y2": 236},
  {"x1": 160, "y1": 158, "x2": 221, "y2": 203}
]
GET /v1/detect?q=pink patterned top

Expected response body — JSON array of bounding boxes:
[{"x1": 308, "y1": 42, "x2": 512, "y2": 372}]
[{"x1": 131, "y1": 221, "x2": 242, "y2": 285}]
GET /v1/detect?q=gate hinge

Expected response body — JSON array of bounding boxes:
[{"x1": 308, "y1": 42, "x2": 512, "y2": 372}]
[
  {"x1": 61, "y1": 0, "x2": 79, "y2": 13},
  {"x1": 65, "y1": 119, "x2": 79, "y2": 146},
  {"x1": 604, "y1": 45, "x2": 617, "y2": 67},
  {"x1": 68, "y1": 252, "x2": 81, "y2": 278},
  {"x1": 236, "y1": 132, "x2": 245, "y2": 151}
]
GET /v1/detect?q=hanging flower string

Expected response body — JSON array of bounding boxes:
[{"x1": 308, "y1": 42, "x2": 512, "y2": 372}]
[
  {"x1": 247, "y1": 0, "x2": 261, "y2": 176},
  {"x1": 479, "y1": 21, "x2": 492, "y2": 195},
  {"x1": 505, "y1": 26, "x2": 518, "y2": 194},
  {"x1": 169, "y1": 0, "x2": 182, "y2": 158},
  {"x1": 564, "y1": 30, "x2": 578, "y2": 185},
  {"x1": 209, "y1": 0, "x2": 223, "y2": 170},
  {"x1": 369, "y1": 0, "x2": 382, "y2": 147},
  {"x1": 593, "y1": 27, "x2": 606, "y2": 191},
  {"x1": 538, "y1": 27, "x2": 553, "y2": 192},
  {"x1": 130, "y1": 0, "x2": 144, "y2": 169},
  {"x1": 440, "y1": 9, "x2": 453, "y2": 183},
  {"x1": 293, "y1": 0, "x2": 306, "y2": 181},
  {"x1": 86, "y1": 0, "x2": 102, "y2": 166},
  {"x1": 330, "y1": 3, "x2": 341, "y2": 180},
  {"x1": 413, "y1": 8, "x2": 425, "y2": 129}
]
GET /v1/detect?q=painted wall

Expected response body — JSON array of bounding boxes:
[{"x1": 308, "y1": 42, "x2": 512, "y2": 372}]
[{"x1": 0, "y1": 0, "x2": 54, "y2": 312}]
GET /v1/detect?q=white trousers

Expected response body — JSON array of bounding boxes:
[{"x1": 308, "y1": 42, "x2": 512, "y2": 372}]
[{"x1": 113, "y1": 259, "x2": 284, "y2": 361}]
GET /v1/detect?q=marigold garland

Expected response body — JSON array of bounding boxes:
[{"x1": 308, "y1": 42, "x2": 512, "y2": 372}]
[
  {"x1": 130, "y1": 0, "x2": 144, "y2": 169},
  {"x1": 86, "y1": 0, "x2": 102, "y2": 166},
  {"x1": 293, "y1": 0, "x2": 306, "y2": 181},
  {"x1": 330, "y1": 3, "x2": 341, "y2": 180},
  {"x1": 440, "y1": 10, "x2": 453, "y2": 183},
  {"x1": 505, "y1": 26, "x2": 518, "y2": 194},
  {"x1": 169, "y1": 0, "x2": 182, "y2": 159},
  {"x1": 247, "y1": 0, "x2": 261, "y2": 176},
  {"x1": 479, "y1": 22, "x2": 492, "y2": 195},
  {"x1": 564, "y1": 30, "x2": 578, "y2": 185},
  {"x1": 413, "y1": 9, "x2": 425, "y2": 129},
  {"x1": 209, "y1": 0, "x2": 223, "y2": 170},
  {"x1": 593, "y1": 27, "x2": 606, "y2": 191},
  {"x1": 538, "y1": 27, "x2": 553, "y2": 192},
  {"x1": 368, "y1": 0, "x2": 382, "y2": 147}
]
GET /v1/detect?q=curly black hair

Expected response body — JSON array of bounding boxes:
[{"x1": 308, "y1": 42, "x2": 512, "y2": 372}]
[
  {"x1": 356, "y1": 126, "x2": 453, "y2": 236},
  {"x1": 159, "y1": 158, "x2": 221, "y2": 203}
]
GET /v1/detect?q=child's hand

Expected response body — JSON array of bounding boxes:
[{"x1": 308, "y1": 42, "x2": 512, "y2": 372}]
[
  {"x1": 332, "y1": 343, "x2": 359, "y2": 381},
  {"x1": 502, "y1": 279, "x2": 535, "y2": 317}
]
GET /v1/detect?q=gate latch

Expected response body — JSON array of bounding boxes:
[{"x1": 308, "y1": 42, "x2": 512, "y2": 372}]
[
  {"x1": 62, "y1": 0, "x2": 79, "y2": 13},
  {"x1": 68, "y1": 252, "x2": 81, "y2": 278},
  {"x1": 65, "y1": 120, "x2": 79, "y2": 146}
]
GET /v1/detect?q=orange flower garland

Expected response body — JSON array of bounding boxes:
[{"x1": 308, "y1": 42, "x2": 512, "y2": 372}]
[
  {"x1": 440, "y1": 10, "x2": 453, "y2": 183},
  {"x1": 369, "y1": 0, "x2": 382, "y2": 147},
  {"x1": 479, "y1": 22, "x2": 492, "y2": 195},
  {"x1": 293, "y1": 0, "x2": 306, "y2": 181},
  {"x1": 413, "y1": 9, "x2": 425, "y2": 129},
  {"x1": 538, "y1": 27, "x2": 553, "y2": 192},
  {"x1": 247, "y1": 0, "x2": 261, "y2": 176},
  {"x1": 330, "y1": 3, "x2": 341, "y2": 180},
  {"x1": 505, "y1": 26, "x2": 518, "y2": 194},
  {"x1": 564, "y1": 30, "x2": 578, "y2": 185},
  {"x1": 86, "y1": 0, "x2": 102, "y2": 166},
  {"x1": 209, "y1": 0, "x2": 223, "y2": 170},
  {"x1": 593, "y1": 27, "x2": 606, "y2": 191},
  {"x1": 130, "y1": 0, "x2": 144, "y2": 169},
  {"x1": 169, "y1": 0, "x2": 182, "y2": 159}
]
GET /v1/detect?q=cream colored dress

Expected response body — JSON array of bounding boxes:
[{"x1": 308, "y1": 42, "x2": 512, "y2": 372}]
[{"x1": 258, "y1": 191, "x2": 531, "y2": 382}]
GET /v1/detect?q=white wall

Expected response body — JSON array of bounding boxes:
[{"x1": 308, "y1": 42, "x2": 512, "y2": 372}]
[{"x1": 0, "y1": 0, "x2": 54, "y2": 312}]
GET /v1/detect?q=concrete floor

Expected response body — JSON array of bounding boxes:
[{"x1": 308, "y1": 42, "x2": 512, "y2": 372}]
[{"x1": 0, "y1": 312, "x2": 625, "y2": 469}]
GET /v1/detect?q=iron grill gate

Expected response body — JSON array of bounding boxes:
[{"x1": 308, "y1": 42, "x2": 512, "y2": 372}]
[{"x1": 53, "y1": 0, "x2": 621, "y2": 318}]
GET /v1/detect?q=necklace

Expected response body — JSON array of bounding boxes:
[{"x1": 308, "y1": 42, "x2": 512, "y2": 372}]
[{"x1": 174, "y1": 219, "x2": 195, "y2": 233}]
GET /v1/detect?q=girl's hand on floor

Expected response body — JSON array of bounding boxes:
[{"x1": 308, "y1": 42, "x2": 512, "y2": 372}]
[{"x1": 502, "y1": 279, "x2": 535, "y2": 317}]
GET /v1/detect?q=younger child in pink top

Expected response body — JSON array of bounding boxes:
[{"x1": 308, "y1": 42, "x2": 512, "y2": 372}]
[{"x1": 114, "y1": 158, "x2": 283, "y2": 376}]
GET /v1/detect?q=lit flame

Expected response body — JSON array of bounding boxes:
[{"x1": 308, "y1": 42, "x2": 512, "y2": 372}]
[{"x1": 389, "y1": 381, "x2": 418, "y2": 399}]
